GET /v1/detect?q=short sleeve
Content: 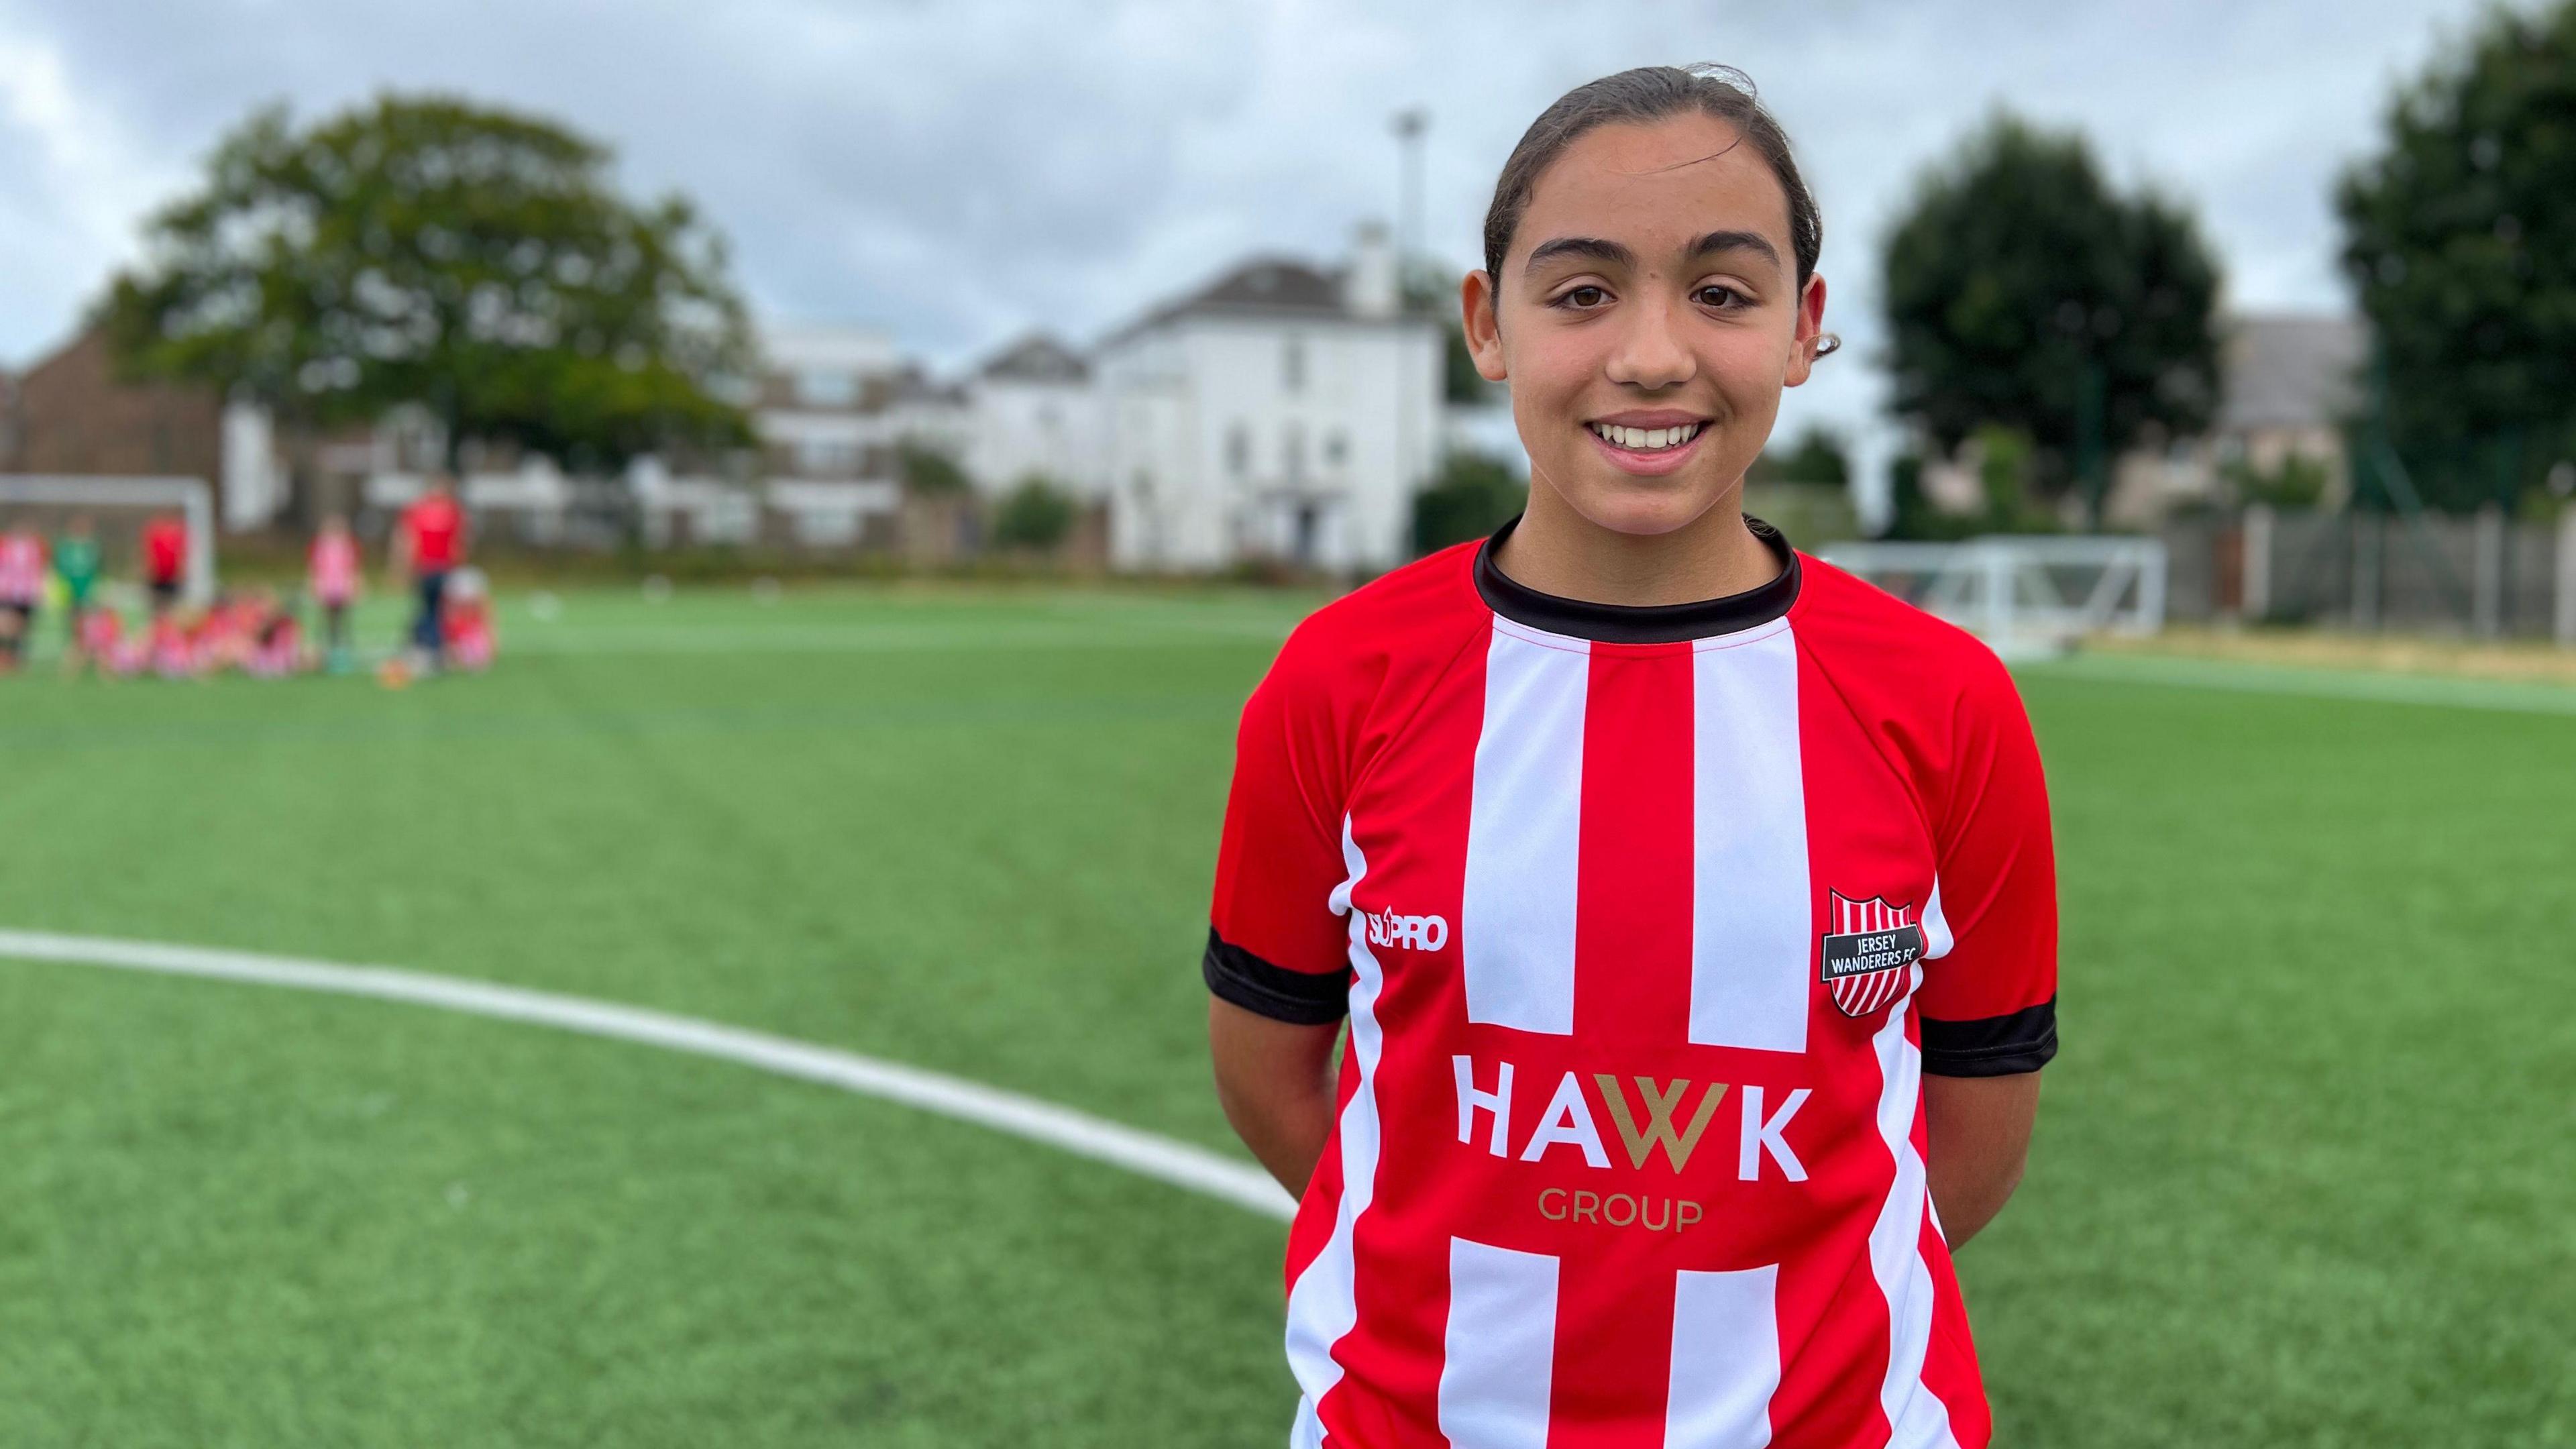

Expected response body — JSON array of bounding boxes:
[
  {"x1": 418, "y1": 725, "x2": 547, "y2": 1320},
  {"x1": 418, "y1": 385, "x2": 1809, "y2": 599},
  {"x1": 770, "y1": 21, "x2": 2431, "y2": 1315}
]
[
  {"x1": 1204, "y1": 641, "x2": 1355, "y2": 1025},
  {"x1": 1914, "y1": 651, "x2": 2058, "y2": 1077}
]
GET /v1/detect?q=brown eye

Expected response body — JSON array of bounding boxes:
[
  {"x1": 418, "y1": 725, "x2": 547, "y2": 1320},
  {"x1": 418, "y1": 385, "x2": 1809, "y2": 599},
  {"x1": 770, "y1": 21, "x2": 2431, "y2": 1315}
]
[
  {"x1": 1564, "y1": 285, "x2": 1608, "y2": 308},
  {"x1": 1697, "y1": 285, "x2": 1743, "y2": 309}
]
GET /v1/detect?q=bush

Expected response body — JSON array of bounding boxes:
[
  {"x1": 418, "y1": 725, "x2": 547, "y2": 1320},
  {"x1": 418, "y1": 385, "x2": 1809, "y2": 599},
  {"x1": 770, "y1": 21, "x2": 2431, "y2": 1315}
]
[
  {"x1": 899, "y1": 442, "x2": 973, "y2": 496},
  {"x1": 992, "y1": 476, "x2": 1077, "y2": 551},
  {"x1": 1411, "y1": 452, "x2": 1525, "y2": 555},
  {"x1": 2225, "y1": 453, "x2": 2329, "y2": 508}
]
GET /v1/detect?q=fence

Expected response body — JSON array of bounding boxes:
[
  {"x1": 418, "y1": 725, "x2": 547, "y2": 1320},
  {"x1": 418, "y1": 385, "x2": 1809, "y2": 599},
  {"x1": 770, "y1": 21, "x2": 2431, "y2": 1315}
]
[{"x1": 2158, "y1": 504, "x2": 2576, "y2": 643}]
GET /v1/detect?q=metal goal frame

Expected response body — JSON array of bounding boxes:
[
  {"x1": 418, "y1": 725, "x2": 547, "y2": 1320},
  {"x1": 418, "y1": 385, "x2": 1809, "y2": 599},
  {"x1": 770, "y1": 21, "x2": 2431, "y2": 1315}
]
[
  {"x1": 0, "y1": 476, "x2": 217, "y2": 605},
  {"x1": 1818, "y1": 535, "x2": 2167, "y2": 657}
]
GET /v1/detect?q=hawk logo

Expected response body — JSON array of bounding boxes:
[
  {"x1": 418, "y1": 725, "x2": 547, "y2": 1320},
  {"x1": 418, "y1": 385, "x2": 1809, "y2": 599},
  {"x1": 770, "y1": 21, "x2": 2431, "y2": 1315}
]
[{"x1": 1820, "y1": 892, "x2": 1924, "y2": 1019}]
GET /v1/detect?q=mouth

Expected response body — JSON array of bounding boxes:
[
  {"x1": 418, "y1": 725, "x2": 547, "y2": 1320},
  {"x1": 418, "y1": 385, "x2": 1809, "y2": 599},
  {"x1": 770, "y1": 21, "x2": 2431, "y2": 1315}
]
[
  {"x1": 1585, "y1": 420, "x2": 1705, "y2": 453},
  {"x1": 1582, "y1": 417, "x2": 1711, "y2": 475}
]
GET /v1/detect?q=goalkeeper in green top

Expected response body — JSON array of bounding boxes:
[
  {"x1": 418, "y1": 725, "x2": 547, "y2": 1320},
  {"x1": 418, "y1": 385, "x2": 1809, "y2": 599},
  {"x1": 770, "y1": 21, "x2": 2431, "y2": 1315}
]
[{"x1": 54, "y1": 515, "x2": 103, "y2": 653}]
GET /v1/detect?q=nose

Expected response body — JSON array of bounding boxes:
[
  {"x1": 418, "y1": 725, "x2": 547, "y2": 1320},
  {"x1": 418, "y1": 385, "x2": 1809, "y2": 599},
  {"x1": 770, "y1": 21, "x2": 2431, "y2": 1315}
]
[{"x1": 1603, "y1": 292, "x2": 1697, "y2": 391}]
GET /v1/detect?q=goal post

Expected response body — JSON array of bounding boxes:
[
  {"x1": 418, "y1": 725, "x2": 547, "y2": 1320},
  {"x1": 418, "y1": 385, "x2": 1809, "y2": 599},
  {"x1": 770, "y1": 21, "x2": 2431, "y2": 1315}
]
[
  {"x1": 1817, "y1": 534, "x2": 2167, "y2": 659},
  {"x1": 0, "y1": 476, "x2": 217, "y2": 605}
]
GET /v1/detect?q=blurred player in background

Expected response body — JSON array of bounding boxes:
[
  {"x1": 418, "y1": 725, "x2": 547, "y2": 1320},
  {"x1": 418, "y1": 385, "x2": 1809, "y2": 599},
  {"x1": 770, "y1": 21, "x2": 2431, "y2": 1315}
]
[
  {"x1": 0, "y1": 520, "x2": 46, "y2": 669},
  {"x1": 309, "y1": 514, "x2": 362, "y2": 673},
  {"x1": 53, "y1": 515, "x2": 103, "y2": 659},
  {"x1": 392, "y1": 475, "x2": 468, "y2": 671},
  {"x1": 442, "y1": 568, "x2": 496, "y2": 672},
  {"x1": 140, "y1": 511, "x2": 188, "y2": 616}
]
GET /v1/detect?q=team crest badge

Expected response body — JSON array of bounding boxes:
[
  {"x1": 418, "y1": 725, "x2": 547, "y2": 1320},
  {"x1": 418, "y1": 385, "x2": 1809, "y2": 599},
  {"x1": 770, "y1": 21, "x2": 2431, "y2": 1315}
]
[{"x1": 1821, "y1": 892, "x2": 1925, "y2": 1019}]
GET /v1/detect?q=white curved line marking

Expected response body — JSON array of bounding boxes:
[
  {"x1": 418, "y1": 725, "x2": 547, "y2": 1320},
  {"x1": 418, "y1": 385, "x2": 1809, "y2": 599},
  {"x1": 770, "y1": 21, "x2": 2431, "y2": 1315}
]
[{"x1": 0, "y1": 928, "x2": 1296, "y2": 1222}]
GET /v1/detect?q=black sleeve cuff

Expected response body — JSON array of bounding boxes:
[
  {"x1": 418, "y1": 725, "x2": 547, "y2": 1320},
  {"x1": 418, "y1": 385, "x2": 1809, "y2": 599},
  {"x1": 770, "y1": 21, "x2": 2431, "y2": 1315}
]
[
  {"x1": 1203, "y1": 927, "x2": 1349, "y2": 1026},
  {"x1": 1921, "y1": 998, "x2": 2057, "y2": 1077}
]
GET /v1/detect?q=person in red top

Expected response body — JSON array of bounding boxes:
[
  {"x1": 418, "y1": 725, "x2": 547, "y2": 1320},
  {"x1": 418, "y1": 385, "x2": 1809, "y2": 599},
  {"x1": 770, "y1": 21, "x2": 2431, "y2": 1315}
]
[
  {"x1": 392, "y1": 475, "x2": 468, "y2": 667},
  {"x1": 1205, "y1": 67, "x2": 2055, "y2": 1448},
  {"x1": 140, "y1": 512, "x2": 189, "y2": 614}
]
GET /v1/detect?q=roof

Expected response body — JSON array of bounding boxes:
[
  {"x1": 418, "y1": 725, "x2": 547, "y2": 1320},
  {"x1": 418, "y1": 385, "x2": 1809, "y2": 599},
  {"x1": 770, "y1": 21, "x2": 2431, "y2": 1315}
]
[
  {"x1": 979, "y1": 333, "x2": 1091, "y2": 384},
  {"x1": 1105, "y1": 257, "x2": 1355, "y2": 345},
  {"x1": 888, "y1": 364, "x2": 969, "y2": 407},
  {"x1": 2220, "y1": 313, "x2": 2365, "y2": 433}
]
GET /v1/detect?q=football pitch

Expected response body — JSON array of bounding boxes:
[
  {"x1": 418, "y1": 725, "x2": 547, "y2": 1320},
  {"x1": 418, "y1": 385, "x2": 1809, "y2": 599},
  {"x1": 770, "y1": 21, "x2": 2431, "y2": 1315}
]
[{"x1": 0, "y1": 584, "x2": 2567, "y2": 1447}]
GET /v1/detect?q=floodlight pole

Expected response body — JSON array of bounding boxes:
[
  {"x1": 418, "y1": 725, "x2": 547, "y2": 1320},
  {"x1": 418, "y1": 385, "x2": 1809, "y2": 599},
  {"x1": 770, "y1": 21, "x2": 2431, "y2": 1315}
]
[{"x1": 1391, "y1": 108, "x2": 1428, "y2": 286}]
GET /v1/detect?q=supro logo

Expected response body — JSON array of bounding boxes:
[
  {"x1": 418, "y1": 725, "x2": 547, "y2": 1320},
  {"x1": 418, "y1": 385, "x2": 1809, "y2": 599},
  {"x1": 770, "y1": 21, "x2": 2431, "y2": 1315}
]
[{"x1": 1363, "y1": 907, "x2": 1448, "y2": 952}]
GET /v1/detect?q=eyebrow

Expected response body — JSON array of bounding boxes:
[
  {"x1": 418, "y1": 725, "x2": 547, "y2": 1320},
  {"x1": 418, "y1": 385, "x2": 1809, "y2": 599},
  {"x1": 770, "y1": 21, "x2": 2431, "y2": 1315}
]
[
  {"x1": 1690, "y1": 229, "x2": 1782, "y2": 270},
  {"x1": 1523, "y1": 230, "x2": 1783, "y2": 275},
  {"x1": 1522, "y1": 236, "x2": 1633, "y2": 273}
]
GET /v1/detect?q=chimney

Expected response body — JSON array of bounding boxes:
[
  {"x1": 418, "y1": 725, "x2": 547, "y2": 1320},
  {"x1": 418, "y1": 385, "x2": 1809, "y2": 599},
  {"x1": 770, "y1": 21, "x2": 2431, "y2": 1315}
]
[{"x1": 1344, "y1": 220, "x2": 1399, "y2": 319}]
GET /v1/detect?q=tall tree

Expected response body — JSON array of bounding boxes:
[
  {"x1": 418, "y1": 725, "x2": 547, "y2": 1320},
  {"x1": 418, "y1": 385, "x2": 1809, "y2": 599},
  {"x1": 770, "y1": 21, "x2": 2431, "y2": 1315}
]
[
  {"x1": 2338, "y1": 2, "x2": 2576, "y2": 510},
  {"x1": 1882, "y1": 117, "x2": 2221, "y2": 525},
  {"x1": 103, "y1": 94, "x2": 752, "y2": 482}
]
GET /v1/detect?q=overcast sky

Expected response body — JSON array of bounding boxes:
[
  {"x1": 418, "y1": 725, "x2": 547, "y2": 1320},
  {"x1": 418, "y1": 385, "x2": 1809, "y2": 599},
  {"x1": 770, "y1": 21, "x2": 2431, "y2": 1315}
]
[{"x1": 0, "y1": 0, "x2": 2499, "y2": 485}]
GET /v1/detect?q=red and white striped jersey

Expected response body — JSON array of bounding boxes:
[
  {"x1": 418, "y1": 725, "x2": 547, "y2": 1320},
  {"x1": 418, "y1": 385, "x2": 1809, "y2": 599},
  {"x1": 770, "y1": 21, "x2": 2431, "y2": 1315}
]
[
  {"x1": 0, "y1": 533, "x2": 48, "y2": 604},
  {"x1": 1205, "y1": 518, "x2": 2058, "y2": 1449}
]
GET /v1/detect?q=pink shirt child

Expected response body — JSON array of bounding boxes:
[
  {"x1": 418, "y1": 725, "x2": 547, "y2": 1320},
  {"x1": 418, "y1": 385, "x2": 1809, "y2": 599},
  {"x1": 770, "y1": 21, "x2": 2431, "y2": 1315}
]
[
  {"x1": 0, "y1": 533, "x2": 46, "y2": 604},
  {"x1": 310, "y1": 532, "x2": 361, "y2": 605}
]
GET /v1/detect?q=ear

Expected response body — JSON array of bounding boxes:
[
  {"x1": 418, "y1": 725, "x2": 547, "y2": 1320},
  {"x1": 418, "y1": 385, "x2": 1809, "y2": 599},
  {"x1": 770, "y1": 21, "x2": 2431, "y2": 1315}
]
[
  {"x1": 1461, "y1": 270, "x2": 1509, "y2": 383},
  {"x1": 1784, "y1": 272, "x2": 1829, "y2": 388}
]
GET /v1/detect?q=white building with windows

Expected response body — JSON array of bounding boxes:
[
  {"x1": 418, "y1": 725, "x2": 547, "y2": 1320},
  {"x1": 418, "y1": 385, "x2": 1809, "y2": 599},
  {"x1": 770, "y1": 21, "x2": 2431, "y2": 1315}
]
[
  {"x1": 746, "y1": 227, "x2": 1444, "y2": 568},
  {"x1": 1095, "y1": 226, "x2": 1445, "y2": 571},
  {"x1": 965, "y1": 334, "x2": 1102, "y2": 497}
]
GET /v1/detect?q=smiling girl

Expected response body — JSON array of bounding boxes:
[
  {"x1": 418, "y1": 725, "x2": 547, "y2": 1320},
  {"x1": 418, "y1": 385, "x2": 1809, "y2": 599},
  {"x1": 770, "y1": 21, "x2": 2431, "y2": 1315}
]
[{"x1": 1205, "y1": 66, "x2": 2057, "y2": 1447}]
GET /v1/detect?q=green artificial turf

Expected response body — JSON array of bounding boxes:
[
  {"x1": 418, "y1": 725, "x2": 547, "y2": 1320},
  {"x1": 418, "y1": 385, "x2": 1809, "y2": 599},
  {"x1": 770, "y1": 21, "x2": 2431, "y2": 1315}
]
[{"x1": 0, "y1": 584, "x2": 2568, "y2": 1446}]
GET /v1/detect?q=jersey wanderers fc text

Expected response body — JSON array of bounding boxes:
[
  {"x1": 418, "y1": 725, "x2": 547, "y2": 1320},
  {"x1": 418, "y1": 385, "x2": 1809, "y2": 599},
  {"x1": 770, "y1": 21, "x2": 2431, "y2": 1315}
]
[{"x1": 1205, "y1": 520, "x2": 2057, "y2": 1448}]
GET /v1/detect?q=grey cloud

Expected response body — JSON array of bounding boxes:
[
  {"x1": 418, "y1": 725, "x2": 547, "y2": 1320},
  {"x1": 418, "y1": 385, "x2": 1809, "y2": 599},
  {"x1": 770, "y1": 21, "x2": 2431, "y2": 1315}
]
[{"x1": 0, "y1": 0, "x2": 2490, "y2": 471}]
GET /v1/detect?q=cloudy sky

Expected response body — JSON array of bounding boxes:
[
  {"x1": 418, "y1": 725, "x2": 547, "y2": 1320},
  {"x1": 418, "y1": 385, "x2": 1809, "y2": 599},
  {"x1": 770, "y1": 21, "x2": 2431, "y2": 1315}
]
[{"x1": 0, "y1": 0, "x2": 2498, "y2": 487}]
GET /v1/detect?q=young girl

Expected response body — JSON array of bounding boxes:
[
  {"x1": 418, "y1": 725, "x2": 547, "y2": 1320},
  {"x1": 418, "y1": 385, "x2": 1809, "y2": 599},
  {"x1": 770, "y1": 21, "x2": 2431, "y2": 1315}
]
[
  {"x1": 439, "y1": 568, "x2": 495, "y2": 672},
  {"x1": 0, "y1": 521, "x2": 47, "y2": 669},
  {"x1": 1204, "y1": 66, "x2": 2055, "y2": 1447},
  {"x1": 308, "y1": 515, "x2": 362, "y2": 672}
]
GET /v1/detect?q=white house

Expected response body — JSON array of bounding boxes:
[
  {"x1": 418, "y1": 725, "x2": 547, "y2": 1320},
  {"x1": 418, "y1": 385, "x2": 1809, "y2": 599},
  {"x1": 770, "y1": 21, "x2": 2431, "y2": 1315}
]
[
  {"x1": 1093, "y1": 225, "x2": 1445, "y2": 572},
  {"x1": 965, "y1": 333, "x2": 1102, "y2": 497}
]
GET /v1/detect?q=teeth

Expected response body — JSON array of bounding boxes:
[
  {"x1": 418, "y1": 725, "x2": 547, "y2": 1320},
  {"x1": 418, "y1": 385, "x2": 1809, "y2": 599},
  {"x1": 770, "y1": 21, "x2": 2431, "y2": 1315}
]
[{"x1": 1592, "y1": 422, "x2": 1699, "y2": 451}]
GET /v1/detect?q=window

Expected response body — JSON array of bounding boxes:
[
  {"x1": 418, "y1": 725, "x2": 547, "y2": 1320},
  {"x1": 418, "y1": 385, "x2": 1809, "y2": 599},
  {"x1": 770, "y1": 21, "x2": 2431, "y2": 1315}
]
[
  {"x1": 795, "y1": 369, "x2": 859, "y2": 408},
  {"x1": 1227, "y1": 423, "x2": 1252, "y2": 478},
  {"x1": 1282, "y1": 335, "x2": 1307, "y2": 394},
  {"x1": 798, "y1": 439, "x2": 859, "y2": 476},
  {"x1": 1324, "y1": 431, "x2": 1348, "y2": 468}
]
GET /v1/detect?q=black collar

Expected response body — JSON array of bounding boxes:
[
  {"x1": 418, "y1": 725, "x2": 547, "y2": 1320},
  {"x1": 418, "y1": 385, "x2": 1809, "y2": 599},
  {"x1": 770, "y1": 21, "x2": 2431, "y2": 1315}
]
[{"x1": 1472, "y1": 514, "x2": 1801, "y2": 644}]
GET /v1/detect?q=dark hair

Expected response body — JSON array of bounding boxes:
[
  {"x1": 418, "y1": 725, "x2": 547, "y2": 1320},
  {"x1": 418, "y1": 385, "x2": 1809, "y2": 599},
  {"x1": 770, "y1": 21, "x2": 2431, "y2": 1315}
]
[{"x1": 1483, "y1": 64, "x2": 1827, "y2": 305}]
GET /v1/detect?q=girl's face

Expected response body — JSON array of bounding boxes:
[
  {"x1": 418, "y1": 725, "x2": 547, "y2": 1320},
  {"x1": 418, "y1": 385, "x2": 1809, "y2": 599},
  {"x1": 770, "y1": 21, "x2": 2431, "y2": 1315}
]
[{"x1": 1464, "y1": 113, "x2": 1827, "y2": 538}]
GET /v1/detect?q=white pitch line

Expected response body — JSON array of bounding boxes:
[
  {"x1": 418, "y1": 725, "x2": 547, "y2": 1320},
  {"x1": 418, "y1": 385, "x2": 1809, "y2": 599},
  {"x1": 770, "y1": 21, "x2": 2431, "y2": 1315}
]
[{"x1": 0, "y1": 928, "x2": 1297, "y2": 1223}]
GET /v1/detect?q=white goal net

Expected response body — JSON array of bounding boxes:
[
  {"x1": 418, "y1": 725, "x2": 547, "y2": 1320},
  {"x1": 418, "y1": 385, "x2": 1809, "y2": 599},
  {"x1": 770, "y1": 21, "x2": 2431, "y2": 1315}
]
[
  {"x1": 1818, "y1": 535, "x2": 2167, "y2": 659},
  {"x1": 0, "y1": 476, "x2": 217, "y2": 606}
]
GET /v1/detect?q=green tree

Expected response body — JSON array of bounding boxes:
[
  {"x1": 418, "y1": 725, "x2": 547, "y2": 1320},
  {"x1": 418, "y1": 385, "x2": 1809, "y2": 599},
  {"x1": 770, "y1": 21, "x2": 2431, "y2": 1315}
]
[
  {"x1": 992, "y1": 475, "x2": 1077, "y2": 551},
  {"x1": 898, "y1": 441, "x2": 973, "y2": 496},
  {"x1": 1411, "y1": 451, "x2": 1525, "y2": 555},
  {"x1": 2338, "y1": 2, "x2": 2576, "y2": 511},
  {"x1": 1748, "y1": 425, "x2": 1851, "y2": 486},
  {"x1": 1882, "y1": 116, "x2": 2221, "y2": 527},
  {"x1": 103, "y1": 94, "x2": 751, "y2": 478}
]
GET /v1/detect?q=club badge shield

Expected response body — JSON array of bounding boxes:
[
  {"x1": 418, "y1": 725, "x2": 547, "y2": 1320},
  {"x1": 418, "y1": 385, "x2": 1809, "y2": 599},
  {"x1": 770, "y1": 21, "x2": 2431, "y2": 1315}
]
[{"x1": 1820, "y1": 891, "x2": 1925, "y2": 1019}]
